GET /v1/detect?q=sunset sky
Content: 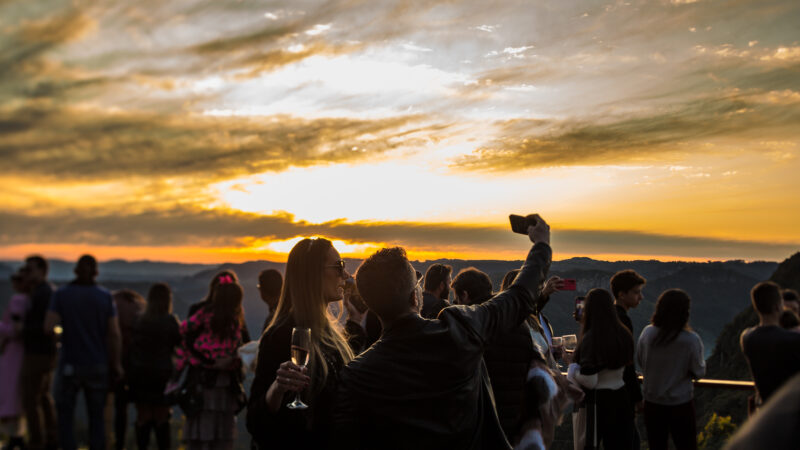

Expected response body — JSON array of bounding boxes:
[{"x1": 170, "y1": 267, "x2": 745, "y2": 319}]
[{"x1": 2, "y1": 0, "x2": 799, "y2": 263}]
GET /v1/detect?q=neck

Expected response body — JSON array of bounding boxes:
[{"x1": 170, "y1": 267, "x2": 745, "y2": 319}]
[
  {"x1": 428, "y1": 286, "x2": 445, "y2": 298},
  {"x1": 380, "y1": 311, "x2": 417, "y2": 328},
  {"x1": 615, "y1": 301, "x2": 629, "y2": 312},
  {"x1": 758, "y1": 313, "x2": 781, "y2": 327}
]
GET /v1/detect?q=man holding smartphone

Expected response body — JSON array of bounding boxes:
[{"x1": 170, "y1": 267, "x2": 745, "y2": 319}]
[{"x1": 331, "y1": 215, "x2": 552, "y2": 449}]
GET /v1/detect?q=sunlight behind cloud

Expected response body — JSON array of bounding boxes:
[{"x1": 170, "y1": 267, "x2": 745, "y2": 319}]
[{"x1": 210, "y1": 161, "x2": 597, "y2": 225}]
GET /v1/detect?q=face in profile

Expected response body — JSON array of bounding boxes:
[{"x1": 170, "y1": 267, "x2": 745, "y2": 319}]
[
  {"x1": 619, "y1": 284, "x2": 644, "y2": 309},
  {"x1": 440, "y1": 274, "x2": 452, "y2": 300},
  {"x1": 323, "y1": 246, "x2": 348, "y2": 303}
]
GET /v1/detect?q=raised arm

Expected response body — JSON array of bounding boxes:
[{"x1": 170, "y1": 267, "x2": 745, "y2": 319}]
[{"x1": 444, "y1": 215, "x2": 552, "y2": 344}]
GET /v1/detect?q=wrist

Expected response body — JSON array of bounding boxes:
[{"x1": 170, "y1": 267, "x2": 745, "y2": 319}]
[{"x1": 269, "y1": 379, "x2": 286, "y2": 396}]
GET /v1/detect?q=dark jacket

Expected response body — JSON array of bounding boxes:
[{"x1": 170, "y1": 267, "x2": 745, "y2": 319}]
[
  {"x1": 330, "y1": 242, "x2": 552, "y2": 450},
  {"x1": 484, "y1": 323, "x2": 545, "y2": 441},
  {"x1": 615, "y1": 305, "x2": 643, "y2": 405},
  {"x1": 22, "y1": 281, "x2": 56, "y2": 355},
  {"x1": 420, "y1": 292, "x2": 448, "y2": 319},
  {"x1": 247, "y1": 317, "x2": 366, "y2": 449},
  {"x1": 129, "y1": 314, "x2": 181, "y2": 403}
]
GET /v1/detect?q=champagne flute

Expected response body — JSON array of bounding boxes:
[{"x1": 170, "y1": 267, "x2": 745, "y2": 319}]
[
  {"x1": 563, "y1": 334, "x2": 578, "y2": 353},
  {"x1": 550, "y1": 336, "x2": 564, "y2": 363},
  {"x1": 286, "y1": 327, "x2": 311, "y2": 410}
]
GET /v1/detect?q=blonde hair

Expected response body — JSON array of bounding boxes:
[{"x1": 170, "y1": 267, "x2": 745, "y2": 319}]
[{"x1": 265, "y1": 238, "x2": 354, "y2": 396}]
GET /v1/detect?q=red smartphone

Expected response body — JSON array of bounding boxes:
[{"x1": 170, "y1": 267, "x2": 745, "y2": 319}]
[
  {"x1": 562, "y1": 279, "x2": 577, "y2": 291},
  {"x1": 509, "y1": 214, "x2": 538, "y2": 234}
]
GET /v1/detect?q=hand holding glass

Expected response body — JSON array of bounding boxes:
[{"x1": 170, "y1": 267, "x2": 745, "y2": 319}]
[
  {"x1": 287, "y1": 327, "x2": 311, "y2": 410},
  {"x1": 563, "y1": 334, "x2": 578, "y2": 352}
]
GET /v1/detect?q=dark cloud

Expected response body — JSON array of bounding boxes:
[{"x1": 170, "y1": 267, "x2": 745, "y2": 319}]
[
  {"x1": 0, "y1": 103, "x2": 438, "y2": 180},
  {"x1": 0, "y1": 207, "x2": 796, "y2": 260},
  {"x1": 0, "y1": 9, "x2": 95, "y2": 77},
  {"x1": 453, "y1": 90, "x2": 800, "y2": 171}
]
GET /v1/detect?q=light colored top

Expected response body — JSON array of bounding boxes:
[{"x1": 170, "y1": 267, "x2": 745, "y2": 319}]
[
  {"x1": 567, "y1": 363, "x2": 625, "y2": 390},
  {"x1": 637, "y1": 324, "x2": 705, "y2": 405}
]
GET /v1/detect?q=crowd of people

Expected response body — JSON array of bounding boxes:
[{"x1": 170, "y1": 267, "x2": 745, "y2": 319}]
[{"x1": 1, "y1": 215, "x2": 799, "y2": 450}]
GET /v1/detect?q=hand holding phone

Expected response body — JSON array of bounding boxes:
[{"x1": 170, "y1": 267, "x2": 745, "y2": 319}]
[
  {"x1": 561, "y1": 279, "x2": 577, "y2": 291},
  {"x1": 509, "y1": 214, "x2": 550, "y2": 245},
  {"x1": 574, "y1": 296, "x2": 585, "y2": 322}
]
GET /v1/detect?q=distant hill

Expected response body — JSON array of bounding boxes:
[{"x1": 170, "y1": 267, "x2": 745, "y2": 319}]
[
  {"x1": 0, "y1": 255, "x2": 778, "y2": 355},
  {"x1": 0, "y1": 259, "x2": 219, "y2": 282},
  {"x1": 695, "y1": 252, "x2": 800, "y2": 429}
]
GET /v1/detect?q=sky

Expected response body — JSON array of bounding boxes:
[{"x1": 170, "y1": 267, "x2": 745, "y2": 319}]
[{"x1": 1, "y1": 0, "x2": 799, "y2": 264}]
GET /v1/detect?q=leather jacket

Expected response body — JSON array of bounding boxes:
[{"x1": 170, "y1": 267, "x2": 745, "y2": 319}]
[{"x1": 330, "y1": 242, "x2": 552, "y2": 449}]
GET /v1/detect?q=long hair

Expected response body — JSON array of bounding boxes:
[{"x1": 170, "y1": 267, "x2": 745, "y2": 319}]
[
  {"x1": 210, "y1": 280, "x2": 244, "y2": 340},
  {"x1": 266, "y1": 238, "x2": 354, "y2": 396},
  {"x1": 203, "y1": 269, "x2": 239, "y2": 304},
  {"x1": 575, "y1": 288, "x2": 633, "y2": 370},
  {"x1": 651, "y1": 289, "x2": 691, "y2": 346},
  {"x1": 145, "y1": 283, "x2": 172, "y2": 317}
]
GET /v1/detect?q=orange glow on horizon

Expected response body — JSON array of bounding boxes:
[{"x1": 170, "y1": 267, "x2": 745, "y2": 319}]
[{"x1": 0, "y1": 242, "x2": 744, "y2": 266}]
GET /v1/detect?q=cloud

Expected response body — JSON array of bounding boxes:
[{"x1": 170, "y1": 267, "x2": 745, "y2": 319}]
[
  {"x1": 452, "y1": 90, "x2": 800, "y2": 171},
  {"x1": 17, "y1": 10, "x2": 97, "y2": 44},
  {"x1": 0, "y1": 9, "x2": 96, "y2": 72},
  {"x1": 0, "y1": 103, "x2": 438, "y2": 180},
  {"x1": 0, "y1": 207, "x2": 796, "y2": 260}
]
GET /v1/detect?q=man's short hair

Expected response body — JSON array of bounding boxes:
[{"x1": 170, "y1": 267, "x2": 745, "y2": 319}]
[
  {"x1": 782, "y1": 289, "x2": 799, "y2": 302},
  {"x1": 751, "y1": 281, "x2": 782, "y2": 315},
  {"x1": 423, "y1": 263, "x2": 452, "y2": 292},
  {"x1": 610, "y1": 270, "x2": 647, "y2": 299},
  {"x1": 451, "y1": 268, "x2": 493, "y2": 305},
  {"x1": 25, "y1": 255, "x2": 48, "y2": 276},
  {"x1": 258, "y1": 269, "x2": 283, "y2": 299},
  {"x1": 356, "y1": 247, "x2": 416, "y2": 320},
  {"x1": 78, "y1": 254, "x2": 97, "y2": 268}
]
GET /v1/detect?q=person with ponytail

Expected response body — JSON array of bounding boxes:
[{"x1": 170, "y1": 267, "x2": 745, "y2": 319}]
[
  {"x1": 568, "y1": 288, "x2": 635, "y2": 450},
  {"x1": 176, "y1": 274, "x2": 246, "y2": 450},
  {"x1": 247, "y1": 238, "x2": 366, "y2": 449},
  {"x1": 637, "y1": 289, "x2": 705, "y2": 450}
]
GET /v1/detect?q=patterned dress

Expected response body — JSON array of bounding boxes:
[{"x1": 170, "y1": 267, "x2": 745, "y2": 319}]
[{"x1": 177, "y1": 308, "x2": 243, "y2": 450}]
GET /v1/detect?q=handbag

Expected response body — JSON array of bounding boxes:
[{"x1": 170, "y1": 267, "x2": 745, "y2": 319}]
[{"x1": 164, "y1": 321, "x2": 206, "y2": 416}]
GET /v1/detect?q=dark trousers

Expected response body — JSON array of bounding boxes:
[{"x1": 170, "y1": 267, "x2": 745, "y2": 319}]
[
  {"x1": 54, "y1": 364, "x2": 109, "y2": 450},
  {"x1": 21, "y1": 354, "x2": 58, "y2": 450},
  {"x1": 113, "y1": 381, "x2": 130, "y2": 450},
  {"x1": 644, "y1": 400, "x2": 698, "y2": 450},
  {"x1": 586, "y1": 387, "x2": 635, "y2": 450}
]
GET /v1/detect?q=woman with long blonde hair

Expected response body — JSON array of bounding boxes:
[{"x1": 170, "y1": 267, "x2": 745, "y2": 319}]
[{"x1": 247, "y1": 237, "x2": 365, "y2": 448}]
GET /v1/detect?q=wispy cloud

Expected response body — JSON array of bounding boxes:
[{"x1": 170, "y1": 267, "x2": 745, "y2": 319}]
[
  {"x1": 453, "y1": 89, "x2": 800, "y2": 171},
  {"x1": 0, "y1": 103, "x2": 436, "y2": 180}
]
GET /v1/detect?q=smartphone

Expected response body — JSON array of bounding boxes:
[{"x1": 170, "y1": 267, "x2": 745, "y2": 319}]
[
  {"x1": 509, "y1": 214, "x2": 538, "y2": 234},
  {"x1": 562, "y1": 279, "x2": 577, "y2": 291},
  {"x1": 574, "y1": 296, "x2": 585, "y2": 322}
]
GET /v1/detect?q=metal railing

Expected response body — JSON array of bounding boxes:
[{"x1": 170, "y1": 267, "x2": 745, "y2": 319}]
[{"x1": 561, "y1": 373, "x2": 756, "y2": 391}]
